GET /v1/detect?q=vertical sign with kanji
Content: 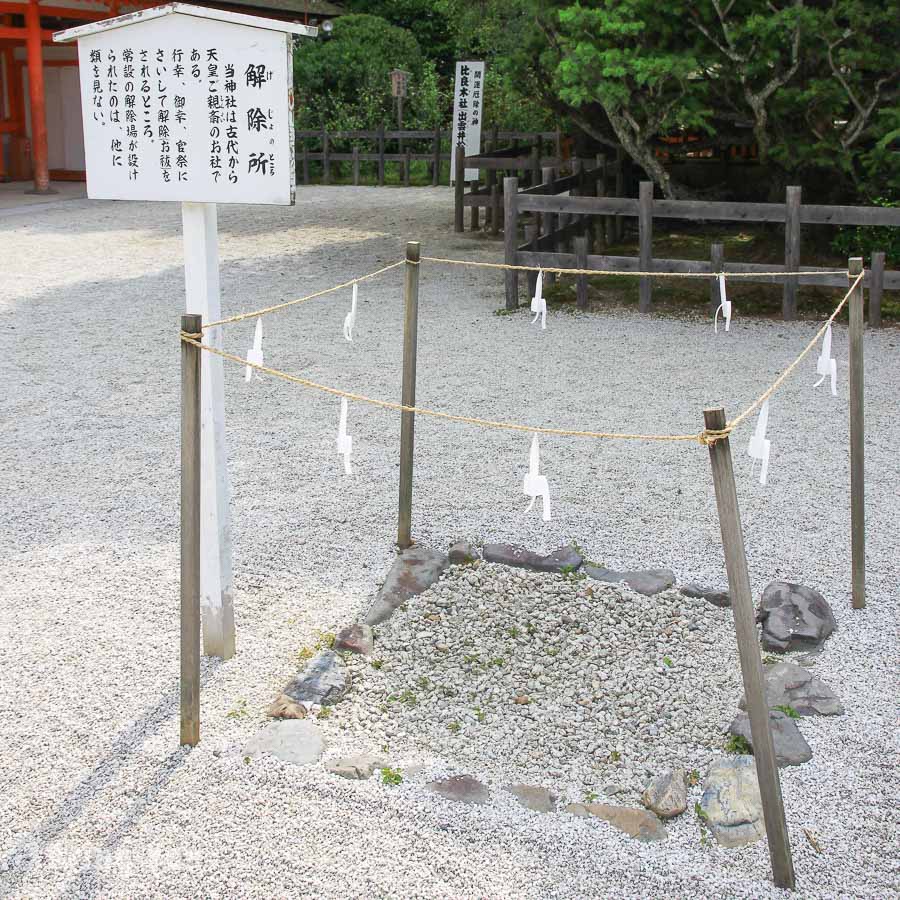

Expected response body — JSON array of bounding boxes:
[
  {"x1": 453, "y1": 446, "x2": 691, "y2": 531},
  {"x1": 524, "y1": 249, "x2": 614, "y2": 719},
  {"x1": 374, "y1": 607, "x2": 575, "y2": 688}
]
[{"x1": 450, "y1": 60, "x2": 484, "y2": 183}]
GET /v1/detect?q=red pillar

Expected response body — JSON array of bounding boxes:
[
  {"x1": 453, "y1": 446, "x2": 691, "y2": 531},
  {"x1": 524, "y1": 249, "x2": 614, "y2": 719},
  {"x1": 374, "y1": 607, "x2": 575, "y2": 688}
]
[{"x1": 25, "y1": 0, "x2": 53, "y2": 193}]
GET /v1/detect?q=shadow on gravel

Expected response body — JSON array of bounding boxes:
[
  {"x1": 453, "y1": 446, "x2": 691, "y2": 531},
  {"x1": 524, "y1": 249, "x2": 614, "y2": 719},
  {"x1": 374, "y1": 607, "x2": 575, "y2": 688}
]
[{"x1": 0, "y1": 660, "x2": 223, "y2": 896}]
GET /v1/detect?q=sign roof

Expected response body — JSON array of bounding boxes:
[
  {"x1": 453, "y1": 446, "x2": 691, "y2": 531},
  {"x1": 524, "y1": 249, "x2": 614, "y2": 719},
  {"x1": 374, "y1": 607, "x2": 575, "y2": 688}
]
[{"x1": 53, "y1": 2, "x2": 318, "y2": 43}]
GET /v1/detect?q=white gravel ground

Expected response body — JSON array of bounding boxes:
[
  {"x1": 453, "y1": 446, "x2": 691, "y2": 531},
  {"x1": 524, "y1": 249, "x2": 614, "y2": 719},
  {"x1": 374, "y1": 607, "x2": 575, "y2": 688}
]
[{"x1": 1, "y1": 186, "x2": 898, "y2": 899}]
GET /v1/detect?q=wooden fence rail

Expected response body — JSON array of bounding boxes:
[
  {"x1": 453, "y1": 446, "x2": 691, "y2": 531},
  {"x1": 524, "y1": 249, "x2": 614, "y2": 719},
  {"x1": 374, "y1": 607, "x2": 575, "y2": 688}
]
[
  {"x1": 295, "y1": 126, "x2": 560, "y2": 188},
  {"x1": 504, "y1": 179, "x2": 899, "y2": 321}
]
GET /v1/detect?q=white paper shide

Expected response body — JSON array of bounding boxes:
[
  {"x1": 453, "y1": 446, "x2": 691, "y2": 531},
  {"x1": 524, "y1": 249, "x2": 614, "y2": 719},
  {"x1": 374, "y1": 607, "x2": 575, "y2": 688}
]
[{"x1": 523, "y1": 435, "x2": 551, "y2": 521}]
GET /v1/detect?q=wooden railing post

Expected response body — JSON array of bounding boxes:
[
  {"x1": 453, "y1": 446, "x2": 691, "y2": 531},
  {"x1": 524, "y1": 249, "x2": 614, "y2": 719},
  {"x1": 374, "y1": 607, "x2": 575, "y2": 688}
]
[
  {"x1": 352, "y1": 146, "x2": 360, "y2": 186},
  {"x1": 638, "y1": 181, "x2": 653, "y2": 313},
  {"x1": 397, "y1": 242, "x2": 421, "y2": 551},
  {"x1": 322, "y1": 128, "x2": 330, "y2": 185},
  {"x1": 703, "y1": 406, "x2": 795, "y2": 891},
  {"x1": 377, "y1": 123, "x2": 386, "y2": 186},
  {"x1": 530, "y1": 142, "x2": 540, "y2": 189},
  {"x1": 454, "y1": 149, "x2": 465, "y2": 233},
  {"x1": 710, "y1": 242, "x2": 724, "y2": 315},
  {"x1": 405, "y1": 148, "x2": 412, "y2": 187},
  {"x1": 614, "y1": 148, "x2": 625, "y2": 240},
  {"x1": 490, "y1": 182, "x2": 501, "y2": 237},
  {"x1": 504, "y1": 176, "x2": 519, "y2": 309},
  {"x1": 432, "y1": 126, "x2": 441, "y2": 186},
  {"x1": 524, "y1": 222, "x2": 538, "y2": 297},
  {"x1": 180, "y1": 314, "x2": 202, "y2": 747},
  {"x1": 783, "y1": 185, "x2": 801, "y2": 319},
  {"x1": 869, "y1": 251, "x2": 884, "y2": 329},
  {"x1": 575, "y1": 235, "x2": 588, "y2": 309},
  {"x1": 302, "y1": 144, "x2": 309, "y2": 185},
  {"x1": 542, "y1": 165, "x2": 556, "y2": 287},
  {"x1": 848, "y1": 257, "x2": 866, "y2": 609}
]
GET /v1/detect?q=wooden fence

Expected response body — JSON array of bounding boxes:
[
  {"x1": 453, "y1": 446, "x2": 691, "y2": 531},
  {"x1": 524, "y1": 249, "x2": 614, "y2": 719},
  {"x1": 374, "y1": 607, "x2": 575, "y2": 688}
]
[
  {"x1": 503, "y1": 178, "x2": 899, "y2": 323},
  {"x1": 295, "y1": 127, "x2": 560, "y2": 187}
]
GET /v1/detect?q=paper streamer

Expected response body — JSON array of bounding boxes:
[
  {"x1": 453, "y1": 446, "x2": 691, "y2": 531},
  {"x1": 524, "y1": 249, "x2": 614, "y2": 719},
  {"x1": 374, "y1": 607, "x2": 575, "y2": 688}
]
[
  {"x1": 245, "y1": 318, "x2": 263, "y2": 382},
  {"x1": 343, "y1": 283, "x2": 357, "y2": 342},
  {"x1": 531, "y1": 269, "x2": 547, "y2": 330},
  {"x1": 336, "y1": 397, "x2": 353, "y2": 475},
  {"x1": 714, "y1": 274, "x2": 732, "y2": 334},
  {"x1": 814, "y1": 323, "x2": 837, "y2": 396},
  {"x1": 747, "y1": 399, "x2": 771, "y2": 485},
  {"x1": 523, "y1": 434, "x2": 551, "y2": 521}
]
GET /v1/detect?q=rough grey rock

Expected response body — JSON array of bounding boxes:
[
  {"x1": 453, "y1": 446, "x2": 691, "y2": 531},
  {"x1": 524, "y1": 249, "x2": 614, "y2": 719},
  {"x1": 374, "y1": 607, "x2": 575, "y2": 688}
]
[
  {"x1": 700, "y1": 756, "x2": 764, "y2": 848},
  {"x1": 481, "y1": 544, "x2": 583, "y2": 574},
  {"x1": 739, "y1": 661, "x2": 844, "y2": 716},
  {"x1": 680, "y1": 583, "x2": 731, "y2": 608},
  {"x1": 728, "y1": 710, "x2": 813, "y2": 766},
  {"x1": 334, "y1": 623, "x2": 374, "y2": 656},
  {"x1": 504, "y1": 784, "x2": 556, "y2": 813},
  {"x1": 427, "y1": 775, "x2": 490, "y2": 805},
  {"x1": 268, "y1": 650, "x2": 347, "y2": 718},
  {"x1": 565, "y1": 802, "x2": 668, "y2": 842},
  {"x1": 243, "y1": 720, "x2": 324, "y2": 766},
  {"x1": 448, "y1": 541, "x2": 479, "y2": 565},
  {"x1": 326, "y1": 753, "x2": 387, "y2": 780},
  {"x1": 365, "y1": 546, "x2": 449, "y2": 626},
  {"x1": 585, "y1": 566, "x2": 675, "y2": 597},
  {"x1": 756, "y1": 581, "x2": 836, "y2": 652},
  {"x1": 641, "y1": 769, "x2": 687, "y2": 819}
]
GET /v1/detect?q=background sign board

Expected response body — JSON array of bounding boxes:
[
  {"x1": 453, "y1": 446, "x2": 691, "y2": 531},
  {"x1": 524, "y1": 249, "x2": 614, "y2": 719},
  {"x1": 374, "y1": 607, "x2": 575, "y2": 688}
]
[
  {"x1": 450, "y1": 60, "x2": 484, "y2": 183},
  {"x1": 57, "y1": 6, "x2": 301, "y2": 205},
  {"x1": 390, "y1": 69, "x2": 409, "y2": 98}
]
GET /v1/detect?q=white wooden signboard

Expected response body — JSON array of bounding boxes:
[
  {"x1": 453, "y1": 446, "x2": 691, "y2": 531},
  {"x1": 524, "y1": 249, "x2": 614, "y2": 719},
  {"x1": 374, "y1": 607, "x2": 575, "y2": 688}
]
[
  {"x1": 450, "y1": 60, "x2": 485, "y2": 183},
  {"x1": 56, "y1": 5, "x2": 316, "y2": 660}
]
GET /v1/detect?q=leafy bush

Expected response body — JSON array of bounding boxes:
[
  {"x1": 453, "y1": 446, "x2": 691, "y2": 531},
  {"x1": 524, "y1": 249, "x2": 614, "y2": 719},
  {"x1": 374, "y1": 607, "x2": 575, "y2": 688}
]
[{"x1": 831, "y1": 198, "x2": 900, "y2": 266}]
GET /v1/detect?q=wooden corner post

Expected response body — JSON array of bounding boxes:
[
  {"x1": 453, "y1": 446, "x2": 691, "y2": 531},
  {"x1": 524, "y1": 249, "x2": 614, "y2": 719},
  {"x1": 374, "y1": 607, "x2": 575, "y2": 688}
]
[
  {"x1": 638, "y1": 181, "x2": 653, "y2": 313},
  {"x1": 504, "y1": 176, "x2": 519, "y2": 310},
  {"x1": 397, "y1": 242, "x2": 421, "y2": 550},
  {"x1": 783, "y1": 186, "x2": 801, "y2": 320},
  {"x1": 848, "y1": 257, "x2": 866, "y2": 609},
  {"x1": 703, "y1": 407, "x2": 795, "y2": 891},
  {"x1": 180, "y1": 315, "x2": 202, "y2": 747}
]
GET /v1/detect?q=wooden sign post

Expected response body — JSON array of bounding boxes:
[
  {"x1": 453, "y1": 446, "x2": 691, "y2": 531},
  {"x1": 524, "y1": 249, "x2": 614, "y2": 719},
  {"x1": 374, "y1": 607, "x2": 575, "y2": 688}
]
[{"x1": 55, "y1": 6, "x2": 317, "y2": 676}]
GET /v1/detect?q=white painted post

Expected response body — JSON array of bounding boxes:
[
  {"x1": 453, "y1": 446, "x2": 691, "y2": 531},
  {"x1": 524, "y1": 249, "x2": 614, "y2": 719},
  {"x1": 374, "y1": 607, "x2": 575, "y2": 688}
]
[{"x1": 182, "y1": 201, "x2": 235, "y2": 660}]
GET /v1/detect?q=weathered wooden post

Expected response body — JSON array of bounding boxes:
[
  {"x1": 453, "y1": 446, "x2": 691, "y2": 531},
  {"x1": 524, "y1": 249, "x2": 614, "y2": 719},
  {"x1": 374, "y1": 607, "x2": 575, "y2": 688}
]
[
  {"x1": 454, "y1": 150, "x2": 466, "y2": 233},
  {"x1": 504, "y1": 176, "x2": 519, "y2": 309},
  {"x1": 848, "y1": 257, "x2": 866, "y2": 609},
  {"x1": 351, "y1": 146, "x2": 360, "y2": 186},
  {"x1": 710, "y1": 242, "x2": 724, "y2": 315},
  {"x1": 638, "y1": 181, "x2": 653, "y2": 313},
  {"x1": 180, "y1": 314, "x2": 202, "y2": 747},
  {"x1": 529, "y1": 142, "x2": 540, "y2": 189},
  {"x1": 405, "y1": 148, "x2": 412, "y2": 187},
  {"x1": 575, "y1": 235, "x2": 588, "y2": 309},
  {"x1": 614, "y1": 147, "x2": 625, "y2": 240},
  {"x1": 322, "y1": 128, "x2": 330, "y2": 185},
  {"x1": 302, "y1": 144, "x2": 310, "y2": 185},
  {"x1": 704, "y1": 407, "x2": 795, "y2": 891},
  {"x1": 869, "y1": 251, "x2": 884, "y2": 329},
  {"x1": 524, "y1": 222, "x2": 538, "y2": 297},
  {"x1": 469, "y1": 179, "x2": 480, "y2": 231},
  {"x1": 397, "y1": 242, "x2": 421, "y2": 550},
  {"x1": 542, "y1": 165, "x2": 556, "y2": 287},
  {"x1": 377, "y1": 123, "x2": 386, "y2": 186},
  {"x1": 432, "y1": 126, "x2": 441, "y2": 186},
  {"x1": 783, "y1": 186, "x2": 801, "y2": 320}
]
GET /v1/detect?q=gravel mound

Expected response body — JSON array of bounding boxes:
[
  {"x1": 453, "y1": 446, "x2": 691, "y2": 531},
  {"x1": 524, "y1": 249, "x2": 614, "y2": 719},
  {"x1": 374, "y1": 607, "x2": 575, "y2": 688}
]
[{"x1": 340, "y1": 562, "x2": 739, "y2": 795}]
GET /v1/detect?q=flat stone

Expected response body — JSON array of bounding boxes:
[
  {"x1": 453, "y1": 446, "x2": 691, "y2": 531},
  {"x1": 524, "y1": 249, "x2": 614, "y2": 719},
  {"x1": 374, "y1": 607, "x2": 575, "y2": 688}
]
[
  {"x1": 504, "y1": 784, "x2": 556, "y2": 813},
  {"x1": 641, "y1": 769, "x2": 688, "y2": 819},
  {"x1": 364, "y1": 546, "x2": 449, "y2": 626},
  {"x1": 426, "y1": 775, "x2": 490, "y2": 805},
  {"x1": 481, "y1": 544, "x2": 583, "y2": 574},
  {"x1": 585, "y1": 566, "x2": 675, "y2": 596},
  {"x1": 334, "y1": 623, "x2": 374, "y2": 655},
  {"x1": 565, "y1": 802, "x2": 667, "y2": 842},
  {"x1": 326, "y1": 753, "x2": 387, "y2": 780},
  {"x1": 700, "y1": 756, "x2": 764, "y2": 848},
  {"x1": 756, "y1": 581, "x2": 836, "y2": 652},
  {"x1": 739, "y1": 661, "x2": 844, "y2": 716},
  {"x1": 268, "y1": 650, "x2": 347, "y2": 718},
  {"x1": 680, "y1": 583, "x2": 731, "y2": 608},
  {"x1": 448, "y1": 541, "x2": 479, "y2": 565},
  {"x1": 243, "y1": 720, "x2": 324, "y2": 766},
  {"x1": 728, "y1": 710, "x2": 813, "y2": 766}
]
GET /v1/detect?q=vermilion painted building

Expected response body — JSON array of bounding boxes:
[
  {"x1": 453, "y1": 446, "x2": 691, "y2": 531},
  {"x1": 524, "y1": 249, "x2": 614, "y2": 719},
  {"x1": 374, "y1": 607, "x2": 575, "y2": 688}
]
[{"x1": 0, "y1": 0, "x2": 343, "y2": 191}]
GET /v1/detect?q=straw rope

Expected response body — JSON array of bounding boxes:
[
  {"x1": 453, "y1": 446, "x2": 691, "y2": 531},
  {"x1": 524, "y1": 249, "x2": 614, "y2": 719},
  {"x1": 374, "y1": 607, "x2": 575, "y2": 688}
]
[
  {"x1": 202, "y1": 260, "x2": 405, "y2": 331},
  {"x1": 419, "y1": 255, "x2": 849, "y2": 279}
]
